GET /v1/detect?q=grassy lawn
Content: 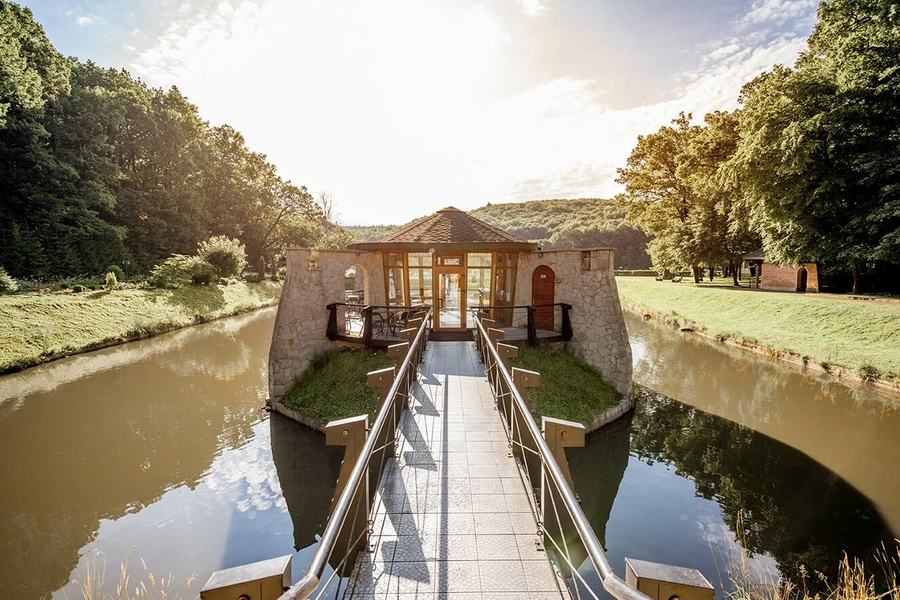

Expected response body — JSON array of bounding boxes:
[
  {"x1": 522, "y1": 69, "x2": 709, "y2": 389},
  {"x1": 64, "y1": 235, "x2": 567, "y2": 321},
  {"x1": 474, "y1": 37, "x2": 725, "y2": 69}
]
[
  {"x1": 282, "y1": 348, "x2": 394, "y2": 424},
  {"x1": 0, "y1": 281, "x2": 281, "y2": 372},
  {"x1": 617, "y1": 276, "x2": 900, "y2": 381},
  {"x1": 509, "y1": 346, "x2": 620, "y2": 426}
]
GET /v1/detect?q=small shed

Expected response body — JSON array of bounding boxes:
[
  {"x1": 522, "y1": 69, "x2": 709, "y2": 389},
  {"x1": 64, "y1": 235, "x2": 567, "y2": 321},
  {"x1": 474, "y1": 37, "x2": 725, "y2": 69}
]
[{"x1": 741, "y1": 249, "x2": 818, "y2": 293}]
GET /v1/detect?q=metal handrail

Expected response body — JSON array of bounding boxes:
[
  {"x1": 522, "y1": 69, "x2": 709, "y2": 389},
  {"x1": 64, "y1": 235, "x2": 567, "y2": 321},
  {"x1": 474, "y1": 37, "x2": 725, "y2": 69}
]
[
  {"x1": 470, "y1": 310, "x2": 649, "y2": 600},
  {"x1": 280, "y1": 308, "x2": 433, "y2": 600}
]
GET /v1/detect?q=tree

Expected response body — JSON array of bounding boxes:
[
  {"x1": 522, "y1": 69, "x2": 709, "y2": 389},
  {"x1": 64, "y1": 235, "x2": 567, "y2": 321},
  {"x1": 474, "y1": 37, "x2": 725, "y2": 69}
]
[
  {"x1": 729, "y1": 0, "x2": 900, "y2": 293},
  {"x1": 616, "y1": 113, "x2": 707, "y2": 281}
]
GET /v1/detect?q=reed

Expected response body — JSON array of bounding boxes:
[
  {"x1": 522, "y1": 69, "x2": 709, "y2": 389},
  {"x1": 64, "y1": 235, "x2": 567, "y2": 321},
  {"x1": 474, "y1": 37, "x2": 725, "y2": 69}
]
[{"x1": 70, "y1": 549, "x2": 196, "y2": 600}]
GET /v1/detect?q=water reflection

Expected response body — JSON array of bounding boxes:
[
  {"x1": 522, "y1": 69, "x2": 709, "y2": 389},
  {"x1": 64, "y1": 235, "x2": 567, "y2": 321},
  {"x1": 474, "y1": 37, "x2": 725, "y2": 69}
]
[
  {"x1": 0, "y1": 308, "x2": 338, "y2": 599},
  {"x1": 626, "y1": 312, "x2": 900, "y2": 532},
  {"x1": 569, "y1": 347, "x2": 896, "y2": 596}
]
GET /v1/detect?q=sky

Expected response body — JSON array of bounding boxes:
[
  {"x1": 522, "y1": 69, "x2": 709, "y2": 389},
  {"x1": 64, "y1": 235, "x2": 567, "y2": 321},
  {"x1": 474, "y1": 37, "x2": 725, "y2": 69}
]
[{"x1": 22, "y1": 0, "x2": 820, "y2": 225}]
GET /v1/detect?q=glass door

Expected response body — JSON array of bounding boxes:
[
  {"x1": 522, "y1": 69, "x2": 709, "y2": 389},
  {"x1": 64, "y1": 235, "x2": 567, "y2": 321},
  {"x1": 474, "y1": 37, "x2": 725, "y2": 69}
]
[{"x1": 436, "y1": 269, "x2": 465, "y2": 330}]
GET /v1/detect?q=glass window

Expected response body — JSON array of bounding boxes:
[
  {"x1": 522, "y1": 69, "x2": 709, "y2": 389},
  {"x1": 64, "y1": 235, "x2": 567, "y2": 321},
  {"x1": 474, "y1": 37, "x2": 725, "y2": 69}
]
[
  {"x1": 383, "y1": 253, "x2": 405, "y2": 305},
  {"x1": 409, "y1": 266, "x2": 433, "y2": 305},
  {"x1": 467, "y1": 253, "x2": 492, "y2": 267},
  {"x1": 408, "y1": 252, "x2": 432, "y2": 267},
  {"x1": 467, "y1": 268, "x2": 491, "y2": 310}
]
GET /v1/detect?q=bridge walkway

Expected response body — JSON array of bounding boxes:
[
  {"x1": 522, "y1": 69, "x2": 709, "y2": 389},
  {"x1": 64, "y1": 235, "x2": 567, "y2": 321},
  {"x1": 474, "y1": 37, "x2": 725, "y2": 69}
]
[{"x1": 346, "y1": 340, "x2": 569, "y2": 598}]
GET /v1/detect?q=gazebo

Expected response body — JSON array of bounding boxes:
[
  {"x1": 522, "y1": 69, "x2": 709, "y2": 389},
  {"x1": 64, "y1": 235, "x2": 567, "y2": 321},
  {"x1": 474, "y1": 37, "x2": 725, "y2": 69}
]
[
  {"x1": 347, "y1": 207, "x2": 536, "y2": 331},
  {"x1": 267, "y1": 206, "x2": 633, "y2": 401}
]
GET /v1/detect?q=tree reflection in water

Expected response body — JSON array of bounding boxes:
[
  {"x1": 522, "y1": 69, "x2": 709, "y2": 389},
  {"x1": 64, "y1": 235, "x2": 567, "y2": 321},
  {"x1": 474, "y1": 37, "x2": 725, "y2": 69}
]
[{"x1": 569, "y1": 388, "x2": 894, "y2": 594}]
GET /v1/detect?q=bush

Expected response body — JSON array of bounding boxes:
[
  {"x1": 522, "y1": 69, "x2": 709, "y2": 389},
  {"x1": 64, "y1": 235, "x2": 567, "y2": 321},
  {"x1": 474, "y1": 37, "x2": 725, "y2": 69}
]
[
  {"x1": 615, "y1": 269, "x2": 659, "y2": 277},
  {"x1": 243, "y1": 271, "x2": 261, "y2": 283},
  {"x1": 72, "y1": 285, "x2": 84, "y2": 293},
  {"x1": 150, "y1": 255, "x2": 216, "y2": 288},
  {"x1": 197, "y1": 235, "x2": 247, "y2": 278},
  {"x1": 0, "y1": 267, "x2": 19, "y2": 293},
  {"x1": 105, "y1": 271, "x2": 118, "y2": 290},
  {"x1": 106, "y1": 264, "x2": 125, "y2": 281},
  {"x1": 274, "y1": 266, "x2": 287, "y2": 281}
]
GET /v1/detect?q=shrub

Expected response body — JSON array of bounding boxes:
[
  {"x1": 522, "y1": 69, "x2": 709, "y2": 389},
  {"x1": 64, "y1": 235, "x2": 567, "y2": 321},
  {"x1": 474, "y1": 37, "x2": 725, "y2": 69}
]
[
  {"x1": 274, "y1": 266, "x2": 287, "y2": 281},
  {"x1": 243, "y1": 271, "x2": 261, "y2": 283},
  {"x1": 105, "y1": 271, "x2": 118, "y2": 290},
  {"x1": 150, "y1": 255, "x2": 216, "y2": 288},
  {"x1": 197, "y1": 235, "x2": 247, "y2": 278},
  {"x1": 190, "y1": 259, "x2": 217, "y2": 285},
  {"x1": 72, "y1": 285, "x2": 84, "y2": 293},
  {"x1": 858, "y1": 364, "x2": 882, "y2": 382},
  {"x1": 106, "y1": 264, "x2": 125, "y2": 281},
  {"x1": 0, "y1": 267, "x2": 18, "y2": 293}
]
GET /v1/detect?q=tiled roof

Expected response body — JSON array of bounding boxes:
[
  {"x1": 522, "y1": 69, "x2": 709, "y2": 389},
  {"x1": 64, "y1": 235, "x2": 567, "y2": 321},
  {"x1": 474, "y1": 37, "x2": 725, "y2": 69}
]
[{"x1": 378, "y1": 207, "x2": 527, "y2": 245}]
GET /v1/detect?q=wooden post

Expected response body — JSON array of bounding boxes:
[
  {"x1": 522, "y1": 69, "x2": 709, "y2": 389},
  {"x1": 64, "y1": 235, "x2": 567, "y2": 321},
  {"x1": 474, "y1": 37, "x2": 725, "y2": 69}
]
[
  {"x1": 497, "y1": 342, "x2": 518, "y2": 369},
  {"x1": 326, "y1": 303, "x2": 338, "y2": 340},
  {"x1": 526, "y1": 306, "x2": 537, "y2": 346},
  {"x1": 387, "y1": 342, "x2": 409, "y2": 366},
  {"x1": 512, "y1": 367, "x2": 541, "y2": 409},
  {"x1": 362, "y1": 306, "x2": 373, "y2": 346},
  {"x1": 367, "y1": 366, "x2": 397, "y2": 500},
  {"x1": 561, "y1": 304, "x2": 573, "y2": 341},
  {"x1": 488, "y1": 327, "x2": 505, "y2": 346},
  {"x1": 324, "y1": 414, "x2": 369, "y2": 573},
  {"x1": 399, "y1": 327, "x2": 416, "y2": 343},
  {"x1": 542, "y1": 416, "x2": 585, "y2": 489},
  {"x1": 367, "y1": 366, "x2": 396, "y2": 411},
  {"x1": 482, "y1": 317, "x2": 496, "y2": 330}
]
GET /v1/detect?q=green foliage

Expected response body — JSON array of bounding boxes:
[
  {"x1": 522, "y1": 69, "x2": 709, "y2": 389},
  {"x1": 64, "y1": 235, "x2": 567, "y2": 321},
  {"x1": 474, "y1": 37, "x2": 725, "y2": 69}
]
[
  {"x1": 508, "y1": 346, "x2": 620, "y2": 426},
  {"x1": 471, "y1": 199, "x2": 651, "y2": 268},
  {"x1": 346, "y1": 224, "x2": 400, "y2": 242},
  {"x1": 729, "y1": 0, "x2": 900, "y2": 286},
  {"x1": 71, "y1": 284, "x2": 83, "y2": 292},
  {"x1": 149, "y1": 254, "x2": 215, "y2": 288},
  {"x1": 0, "y1": 266, "x2": 18, "y2": 292},
  {"x1": 282, "y1": 348, "x2": 394, "y2": 423},
  {"x1": 197, "y1": 235, "x2": 247, "y2": 278},
  {"x1": 104, "y1": 271, "x2": 117, "y2": 290},
  {"x1": 106, "y1": 265, "x2": 125, "y2": 281},
  {"x1": 0, "y1": 3, "x2": 340, "y2": 279}
]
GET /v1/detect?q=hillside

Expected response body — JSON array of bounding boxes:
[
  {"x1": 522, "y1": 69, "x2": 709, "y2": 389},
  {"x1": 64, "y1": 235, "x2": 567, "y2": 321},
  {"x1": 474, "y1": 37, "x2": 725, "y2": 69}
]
[
  {"x1": 346, "y1": 199, "x2": 650, "y2": 268},
  {"x1": 473, "y1": 199, "x2": 650, "y2": 268}
]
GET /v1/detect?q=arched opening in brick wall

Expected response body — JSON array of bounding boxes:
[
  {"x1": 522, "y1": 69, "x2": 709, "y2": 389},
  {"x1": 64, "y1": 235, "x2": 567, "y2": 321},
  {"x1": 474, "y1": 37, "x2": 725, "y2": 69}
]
[
  {"x1": 797, "y1": 267, "x2": 808, "y2": 293},
  {"x1": 344, "y1": 264, "x2": 371, "y2": 304}
]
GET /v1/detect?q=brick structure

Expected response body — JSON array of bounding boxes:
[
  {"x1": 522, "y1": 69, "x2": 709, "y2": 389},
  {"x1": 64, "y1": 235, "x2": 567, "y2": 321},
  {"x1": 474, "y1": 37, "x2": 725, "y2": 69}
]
[
  {"x1": 268, "y1": 207, "x2": 633, "y2": 407},
  {"x1": 742, "y1": 249, "x2": 819, "y2": 292}
]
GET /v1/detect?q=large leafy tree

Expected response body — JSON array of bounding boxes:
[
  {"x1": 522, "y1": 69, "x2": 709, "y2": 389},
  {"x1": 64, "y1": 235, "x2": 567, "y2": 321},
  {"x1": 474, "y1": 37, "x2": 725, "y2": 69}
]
[{"x1": 730, "y1": 0, "x2": 900, "y2": 292}]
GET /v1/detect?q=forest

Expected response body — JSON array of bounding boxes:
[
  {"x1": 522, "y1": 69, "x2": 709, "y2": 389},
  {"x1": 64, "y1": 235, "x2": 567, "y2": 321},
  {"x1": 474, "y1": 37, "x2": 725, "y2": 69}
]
[
  {"x1": 0, "y1": 1, "x2": 346, "y2": 280},
  {"x1": 616, "y1": 0, "x2": 899, "y2": 292}
]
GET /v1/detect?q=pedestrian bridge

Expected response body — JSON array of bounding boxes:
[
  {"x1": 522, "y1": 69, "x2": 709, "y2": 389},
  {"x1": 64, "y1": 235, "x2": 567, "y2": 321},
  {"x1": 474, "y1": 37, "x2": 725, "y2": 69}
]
[{"x1": 277, "y1": 309, "x2": 649, "y2": 600}]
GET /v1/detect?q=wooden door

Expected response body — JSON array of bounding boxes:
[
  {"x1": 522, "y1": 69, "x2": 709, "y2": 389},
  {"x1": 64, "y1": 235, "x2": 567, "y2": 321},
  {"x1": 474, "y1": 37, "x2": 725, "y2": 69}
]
[{"x1": 532, "y1": 266, "x2": 555, "y2": 330}]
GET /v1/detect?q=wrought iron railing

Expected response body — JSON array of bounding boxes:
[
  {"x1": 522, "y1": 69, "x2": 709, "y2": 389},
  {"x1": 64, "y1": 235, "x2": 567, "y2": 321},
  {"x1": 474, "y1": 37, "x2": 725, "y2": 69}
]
[
  {"x1": 474, "y1": 303, "x2": 573, "y2": 345},
  {"x1": 326, "y1": 303, "x2": 429, "y2": 346},
  {"x1": 471, "y1": 310, "x2": 649, "y2": 600},
  {"x1": 280, "y1": 308, "x2": 432, "y2": 600}
]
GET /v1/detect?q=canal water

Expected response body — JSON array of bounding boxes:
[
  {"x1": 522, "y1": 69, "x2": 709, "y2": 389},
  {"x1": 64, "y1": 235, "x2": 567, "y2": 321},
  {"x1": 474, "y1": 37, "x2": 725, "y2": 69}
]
[{"x1": 0, "y1": 307, "x2": 896, "y2": 598}]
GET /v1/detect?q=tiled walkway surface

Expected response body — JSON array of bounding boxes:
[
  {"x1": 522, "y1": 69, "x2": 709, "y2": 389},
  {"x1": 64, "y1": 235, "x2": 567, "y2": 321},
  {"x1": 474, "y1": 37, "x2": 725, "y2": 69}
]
[{"x1": 347, "y1": 341, "x2": 569, "y2": 599}]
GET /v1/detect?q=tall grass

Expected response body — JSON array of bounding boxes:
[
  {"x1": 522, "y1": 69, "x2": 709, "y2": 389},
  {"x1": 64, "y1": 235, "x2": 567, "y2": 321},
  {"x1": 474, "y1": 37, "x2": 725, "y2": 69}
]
[
  {"x1": 725, "y1": 514, "x2": 899, "y2": 600},
  {"x1": 69, "y1": 549, "x2": 196, "y2": 600}
]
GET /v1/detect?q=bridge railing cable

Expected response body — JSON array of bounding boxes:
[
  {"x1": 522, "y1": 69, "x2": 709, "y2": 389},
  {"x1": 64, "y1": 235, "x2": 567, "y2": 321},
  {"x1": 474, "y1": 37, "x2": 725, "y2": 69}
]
[
  {"x1": 471, "y1": 309, "x2": 650, "y2": 600},
  {"x1": 279, "y1": 308, "x2": 433, "y2": 600}
]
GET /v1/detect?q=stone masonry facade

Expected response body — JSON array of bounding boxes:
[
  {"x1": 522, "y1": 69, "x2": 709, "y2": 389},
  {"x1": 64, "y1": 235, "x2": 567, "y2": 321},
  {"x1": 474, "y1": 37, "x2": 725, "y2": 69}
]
[
  {"x1": 268, "y1": 247, "x2": 633, "y2": 405},
  {"x1": 268, "y1": 248, "x2": 384, "y2": 401},
  {"x1": 515, "y1": 249, "x2": 633, "y2": 398}
]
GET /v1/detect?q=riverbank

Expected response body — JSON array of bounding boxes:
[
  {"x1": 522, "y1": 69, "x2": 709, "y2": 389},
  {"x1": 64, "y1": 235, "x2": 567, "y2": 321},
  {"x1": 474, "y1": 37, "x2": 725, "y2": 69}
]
[
  {"x1": 0, "y1": 281, "x2": 282, "y2": 373},
  {"x1": 617, "y1": 277, "x2": 900, "y2": 391}
]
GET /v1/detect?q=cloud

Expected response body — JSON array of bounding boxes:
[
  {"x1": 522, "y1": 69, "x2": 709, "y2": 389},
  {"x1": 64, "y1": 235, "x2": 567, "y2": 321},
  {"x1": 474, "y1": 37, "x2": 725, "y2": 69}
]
[
  {"x1": 76, "y1": 15, "x2": 95, "y2": 27},
  {"x1": 742, "y1": 0, "x2": 818, "y2": 25},
  {"x1": 130, "y1": 0, "x2": 811, "y2": 224},
  {"x1": 517, "y1": 0, "x2": 546, "y2": 18}
]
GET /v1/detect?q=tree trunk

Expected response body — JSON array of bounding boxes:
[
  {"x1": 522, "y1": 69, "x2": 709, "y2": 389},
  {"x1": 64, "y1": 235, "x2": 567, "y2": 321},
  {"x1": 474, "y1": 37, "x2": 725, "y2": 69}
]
[
  {"x1": 692, "y1": 265, "x2": 701, "y2": 284},
  {"x1": 708, "y1": 265, "x2": 714, "y2": 281},
  {"x1": 731, "y1": 261, "x2": 739, "y2": 286},
  {"x1": 852, "y1": 266, "x2": 860, "y2": 294}
]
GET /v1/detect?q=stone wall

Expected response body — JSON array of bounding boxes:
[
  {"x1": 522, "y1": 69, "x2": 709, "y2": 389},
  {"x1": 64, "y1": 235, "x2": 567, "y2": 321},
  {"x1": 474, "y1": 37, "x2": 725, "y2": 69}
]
[
  {"x1": 268, "y1": 248, "x2": 384, "y2": 401},
  {"x1": 515, "y1": 249, "x2": 633, "y2": 398},
  {"x1": 761, "y1": 262, "x2": 819, "y2": 292}
]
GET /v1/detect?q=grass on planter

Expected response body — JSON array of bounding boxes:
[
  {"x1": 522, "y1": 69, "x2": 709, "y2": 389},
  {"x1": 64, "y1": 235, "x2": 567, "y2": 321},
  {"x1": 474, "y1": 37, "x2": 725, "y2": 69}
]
[
  {"x1": 509, "y1": 346, "x2": 620, "y2": 426},
  {"x1": 282, "y1": 348, "x2": 394, "y2": 424}
]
